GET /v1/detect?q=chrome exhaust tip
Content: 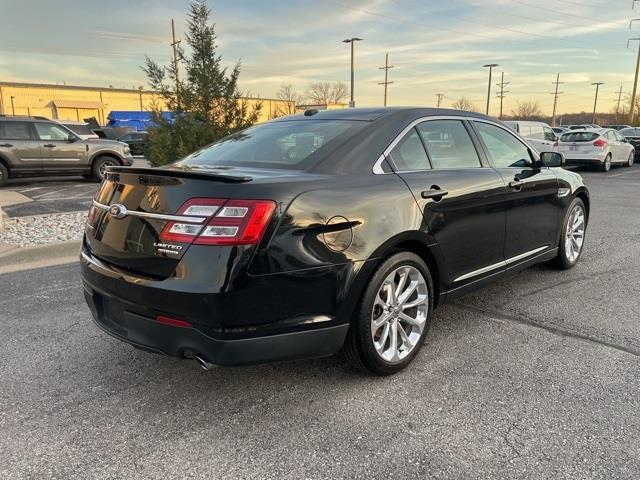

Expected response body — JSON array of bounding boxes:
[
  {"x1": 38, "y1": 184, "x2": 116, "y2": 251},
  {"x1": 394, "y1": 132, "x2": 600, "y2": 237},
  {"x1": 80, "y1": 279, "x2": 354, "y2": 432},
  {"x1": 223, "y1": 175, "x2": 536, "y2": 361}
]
[{"x1": 193, "y1": 354, "x2": 214, "y2": 371}]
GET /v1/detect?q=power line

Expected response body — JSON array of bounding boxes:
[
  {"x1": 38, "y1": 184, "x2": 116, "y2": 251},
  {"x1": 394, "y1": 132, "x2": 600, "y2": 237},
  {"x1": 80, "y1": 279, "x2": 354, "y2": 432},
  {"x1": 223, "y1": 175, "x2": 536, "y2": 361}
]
[
  {"x1": 495, "y1": 72, "x2": 509, "y2": 120},
  {"x1": 378, "y1": 52, "x2": 394, "y2": 107},
  {"x1": 551, "y1": 73, "x2": 564, "y2": 127}
]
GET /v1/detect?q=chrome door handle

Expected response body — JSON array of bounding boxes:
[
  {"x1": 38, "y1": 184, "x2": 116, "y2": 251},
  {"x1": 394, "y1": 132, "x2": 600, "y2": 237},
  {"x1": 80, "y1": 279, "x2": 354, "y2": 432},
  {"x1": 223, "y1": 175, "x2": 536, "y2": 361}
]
[
  {"x1": 44, "y1": 144, "x2": 56, "y2": 148},
  {"x1": 421, "y1": 188, "x2": 448, "y2": 199},
  {"x1": 509, "y1": 180, "x2": 524, "y2": 190}
]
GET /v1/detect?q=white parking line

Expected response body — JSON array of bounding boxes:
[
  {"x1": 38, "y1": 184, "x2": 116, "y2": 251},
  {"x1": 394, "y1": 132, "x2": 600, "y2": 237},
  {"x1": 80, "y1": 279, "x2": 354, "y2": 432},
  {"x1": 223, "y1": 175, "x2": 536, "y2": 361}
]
[
  {"x1": 608, "y1": 169, "x2": 640, "y2": 178},
  {"x1": 19, "y1": 187, "x2": 45, "y2": 193}
]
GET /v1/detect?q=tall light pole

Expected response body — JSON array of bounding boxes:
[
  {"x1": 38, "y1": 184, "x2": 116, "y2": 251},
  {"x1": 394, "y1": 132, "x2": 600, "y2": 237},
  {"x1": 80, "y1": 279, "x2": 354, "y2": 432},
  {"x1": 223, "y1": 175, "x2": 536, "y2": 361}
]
[
  {"x1": 627, "y1": 35, "x2": 640, "y2": 124},
  {"x1": 343, "y1": 37, "x2": 362, "y2": 108},
  {"x1": 483, "y1": 64, "x2": 498, "y2": 115},
  {"x1": 591, "y1": 82, "x2": 604, "y2": 124}
]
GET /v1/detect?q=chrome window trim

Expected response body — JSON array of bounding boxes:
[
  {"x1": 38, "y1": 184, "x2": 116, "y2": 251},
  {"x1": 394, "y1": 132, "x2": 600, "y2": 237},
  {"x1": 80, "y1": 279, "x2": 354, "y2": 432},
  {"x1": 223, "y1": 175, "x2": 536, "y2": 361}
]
[
  {"x1": 453, "y1": 245, "x2": 549, "y2": 282},
  {"x1": 372, "y1": 115, "x2": 538, "y2": 174},
  {"x1": 92, "y1": 200, "x2": 208, "y2": 224}
]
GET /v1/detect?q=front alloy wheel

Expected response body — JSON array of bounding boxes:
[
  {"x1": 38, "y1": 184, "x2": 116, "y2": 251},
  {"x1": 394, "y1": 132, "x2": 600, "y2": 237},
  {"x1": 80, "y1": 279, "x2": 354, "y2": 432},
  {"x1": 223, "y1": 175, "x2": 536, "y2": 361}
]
[
  {"x1": 551, "y1": 197, "x2": 587, "y2": 269},
  {"x1": 343, "y1": 251, "x2": 433, "y2": 375}
]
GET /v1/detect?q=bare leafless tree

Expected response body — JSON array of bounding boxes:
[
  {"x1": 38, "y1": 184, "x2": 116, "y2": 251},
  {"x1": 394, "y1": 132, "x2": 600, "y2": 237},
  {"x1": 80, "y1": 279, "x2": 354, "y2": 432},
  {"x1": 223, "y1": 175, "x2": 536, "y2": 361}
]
[
  {"x1": 511, "y1": 101, "x2": 543, "y2": 120},
  {"x1": 273, "y1": 84, "x2": 302, "y2": 117},
  {"x1": 450, "y1": 96, "x2": 475, "y2": 112},
  {"x1": 306, "y1": 81, "x2": 348, "y2": 105}
]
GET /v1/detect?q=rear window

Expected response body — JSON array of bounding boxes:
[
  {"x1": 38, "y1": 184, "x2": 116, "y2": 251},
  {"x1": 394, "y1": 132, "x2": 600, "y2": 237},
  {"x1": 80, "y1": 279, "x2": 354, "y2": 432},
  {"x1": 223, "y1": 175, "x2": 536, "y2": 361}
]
[
  {"x1": 560, "y1": 132, "x2": 599, "y2": 142},
  {"x1": 177, "y1": 120, "x2": 365, "y2": 170},
  {"x1": 620, "y1": 128, "x2": 640, "y2": 137},
  {"x1": 0, "y1": 121, "x2": 32, "y2": 140},
  {"x1": 63, "y1": 124, "x2": 94, "y2": 135}
]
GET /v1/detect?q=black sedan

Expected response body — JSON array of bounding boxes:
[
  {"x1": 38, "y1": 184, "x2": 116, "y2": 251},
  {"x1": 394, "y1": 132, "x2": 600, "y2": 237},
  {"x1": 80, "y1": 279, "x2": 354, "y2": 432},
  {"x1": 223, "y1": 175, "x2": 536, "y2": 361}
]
[
  {"x1": 619, "y1": 127, "x2": 640, "y2": 159},
  {"x1": 80, "y1": 108, "x2": 589, "y2": 375}
]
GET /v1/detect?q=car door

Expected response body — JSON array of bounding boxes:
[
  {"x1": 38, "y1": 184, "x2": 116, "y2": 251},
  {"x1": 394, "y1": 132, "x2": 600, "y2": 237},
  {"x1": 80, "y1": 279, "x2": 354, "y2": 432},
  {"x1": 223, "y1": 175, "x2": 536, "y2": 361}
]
[
  {"x1": 471, "y1": 120, "x2": 559, "y2": 263},
  {"x1": 612, "y1": 130, "x2": 632, "y2": 162},
  {"x1": 387, "y1": 118, "x2": 507, "y2": 287},
  {"x1": 0, "y1": 120, "x2": 42, "y2": 174},
  {"x1": 34, "y1": 122, "x2": 88, "y2": 172}
]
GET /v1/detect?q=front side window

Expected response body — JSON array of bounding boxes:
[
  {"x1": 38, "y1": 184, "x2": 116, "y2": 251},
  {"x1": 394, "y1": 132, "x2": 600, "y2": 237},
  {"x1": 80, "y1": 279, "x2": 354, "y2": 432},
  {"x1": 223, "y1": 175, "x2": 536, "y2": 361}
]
[
  {"x1": 0, "y1": 121, "x2": 32, "y2": 140},
  {"x1": 388, "y1": 128, "x2": 430, "y2": 171},
  {"x1": 177, "y1": 120, "x2": 364, "y2": 170},
  {"x1": 416, "y1": 120, "x2": 481, "y2": 169},
  {"x1": 474, "y1": 122, "x2": 533, "y2": 168},
  {"x1": 528, "y1": 125, "x2": 545, "y2": 140},
  {"x1": 35, "y1": 123, "x2": 75, "y2": 141}
]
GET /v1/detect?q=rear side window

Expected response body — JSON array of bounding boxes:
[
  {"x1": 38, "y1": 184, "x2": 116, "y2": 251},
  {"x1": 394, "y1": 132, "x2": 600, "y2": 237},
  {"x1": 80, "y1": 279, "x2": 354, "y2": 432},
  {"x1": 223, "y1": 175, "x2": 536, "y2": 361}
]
[
  {"x1": 0, "y1": 121, "x2": 33, "y2": 140},
  {"x1": 416, "y1": 120, "x2": 481, "y2": 169},
  {"x1": 178, "y1": 120, "x2": 364, "y2": 170},
  {"x1": 64, "y1": 124, "x2": 93, "y2": 136},
  {"x1": 474, "y1": 122, "x2": 533, "y2": 168},
  {"x1": 560, "y1": 132, "x2": 599, "y2": 142},
  {"x1": 388, "y1": 128, "x2": 430, "y2": 171},
  {"x1": 528, "y1": 124, "x2": 545, "y2": 140}
]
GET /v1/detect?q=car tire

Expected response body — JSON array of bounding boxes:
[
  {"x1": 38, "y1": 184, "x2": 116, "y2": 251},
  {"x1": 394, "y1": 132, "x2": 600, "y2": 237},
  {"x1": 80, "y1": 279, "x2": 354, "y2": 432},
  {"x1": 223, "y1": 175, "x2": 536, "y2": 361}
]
[
  {"x1": 92, "y1": 156, "x2": 119, "y2": 181},
  {"x1": 624, "y1": 151, "x2": 634, "y2": 167},
  {"x1": 551, "y1": 197, "x2": 587, "y2": 270},
  {"x1": 0, "y1": 163, "x2": 8, "y2": 186},
  {"x1": 600, "y1": 154, "x2": 612, "y2": 172},
  {"x1": 343, "y1": 251, "x2": 433, "y2": 375}
]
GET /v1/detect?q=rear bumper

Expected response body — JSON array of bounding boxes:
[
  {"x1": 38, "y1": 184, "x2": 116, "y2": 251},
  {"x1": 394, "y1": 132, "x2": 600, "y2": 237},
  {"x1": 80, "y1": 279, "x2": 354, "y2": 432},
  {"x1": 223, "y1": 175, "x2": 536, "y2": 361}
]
[
  {"x1": 83, "y1": 284, "x2": 348, "y2": 365},
  {"x1": 564, "y1": 158, "x2": 605, "y2": 166}
]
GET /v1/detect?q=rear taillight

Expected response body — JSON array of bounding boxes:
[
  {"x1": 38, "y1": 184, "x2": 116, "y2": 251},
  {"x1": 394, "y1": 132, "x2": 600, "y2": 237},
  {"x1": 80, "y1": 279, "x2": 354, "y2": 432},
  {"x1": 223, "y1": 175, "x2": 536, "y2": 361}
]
[
  {"x1": 195, "y1": 199, "x2": 276, "y2": 245},
  {"x1": 593, "y1": 138, "x2": 607, "y2": 148},
  {"x1": 159, "y1": 198, "x2": 276, "y2": 246}
]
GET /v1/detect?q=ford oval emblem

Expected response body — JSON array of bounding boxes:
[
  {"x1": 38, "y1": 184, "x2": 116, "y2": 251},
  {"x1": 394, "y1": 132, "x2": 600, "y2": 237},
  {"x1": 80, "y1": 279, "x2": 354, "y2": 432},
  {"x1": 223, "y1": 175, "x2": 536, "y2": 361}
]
[{"x1": 109, "y1": 203, "x2": 128, "y2": 219}]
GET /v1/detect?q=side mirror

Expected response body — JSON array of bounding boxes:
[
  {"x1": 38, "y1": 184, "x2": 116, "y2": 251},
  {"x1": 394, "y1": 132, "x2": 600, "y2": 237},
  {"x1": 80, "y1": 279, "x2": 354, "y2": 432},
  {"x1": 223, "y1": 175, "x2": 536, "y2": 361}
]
[
  {"x1": 67, "y1": 136, "x2": 78, "y2": 143},
  {"x1": 540, "y1": 151, "x2": 565, "y2": 168}
]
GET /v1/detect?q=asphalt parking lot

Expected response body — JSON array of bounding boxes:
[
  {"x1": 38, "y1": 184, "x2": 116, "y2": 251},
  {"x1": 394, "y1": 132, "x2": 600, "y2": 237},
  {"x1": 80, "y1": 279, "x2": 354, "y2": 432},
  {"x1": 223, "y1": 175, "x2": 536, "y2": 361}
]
[
  {"x1": 1, "y1": 165, "x2": 639, "y2": 479},
  {"x1": 1, "y1": 158, "x2": 149, "y2": 217}
]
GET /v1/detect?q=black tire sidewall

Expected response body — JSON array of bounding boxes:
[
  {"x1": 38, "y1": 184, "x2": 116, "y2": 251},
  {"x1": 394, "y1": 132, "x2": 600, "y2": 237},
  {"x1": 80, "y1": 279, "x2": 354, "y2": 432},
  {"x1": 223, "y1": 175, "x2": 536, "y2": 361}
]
[
  {"x1": 353, "y1": 252, "x2": 433, "y2": 375},
  {"x1": 602, "y1": 154, "x2": 611, "y2": 172},
  {"x1": 92, "y1": 156, "x2": 118, "y2": 181},
  {"x1": 0, "y1": 163, "x2": 8, "y2": 186},
  {"x1": 557, "y1": 197, "x2": 586, "y2": 269}
]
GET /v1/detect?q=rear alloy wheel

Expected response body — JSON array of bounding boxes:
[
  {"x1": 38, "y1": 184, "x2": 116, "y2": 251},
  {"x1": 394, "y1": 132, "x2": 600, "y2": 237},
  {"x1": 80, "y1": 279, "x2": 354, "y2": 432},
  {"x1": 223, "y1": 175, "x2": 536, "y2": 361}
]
[
  {"x1": 551, "y1": 197, "x2": 586, "y2": 269},
  {"x1": 0, "y1": 163, "x2": 7, "y2": 186},
  {"x1": 624, "y1": 151, "x2": 634, "y2": 167},
  {"x1": 92, "y1": 156, "x2": 119, "y2": 181},
  {"x1": 343, "y1": 252, "x2": 433, "y2": 375},
  {"x1": 600, "y1": 154, "x2": 612, "y2": 172}
]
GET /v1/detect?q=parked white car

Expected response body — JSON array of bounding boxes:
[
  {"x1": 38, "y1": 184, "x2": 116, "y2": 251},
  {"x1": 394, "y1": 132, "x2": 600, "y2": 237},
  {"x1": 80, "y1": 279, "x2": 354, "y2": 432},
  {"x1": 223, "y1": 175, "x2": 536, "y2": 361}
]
[
  {"x1": 504, "y1": 120, "x2": 558, "y2": 153},
  {"x1": 557, "y1": 128, "x2": 634, "y2": 172}
]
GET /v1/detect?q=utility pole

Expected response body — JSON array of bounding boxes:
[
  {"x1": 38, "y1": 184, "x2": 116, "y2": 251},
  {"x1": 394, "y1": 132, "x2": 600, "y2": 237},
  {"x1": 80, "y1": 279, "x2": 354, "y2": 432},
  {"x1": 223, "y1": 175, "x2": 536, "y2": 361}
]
[
  {"x1": 615, "y1": 85, "x2": 623, "y2": 122},
  {"x1": 483, "y1": 64, "x2": 498, "y2": 115},
  {"x1": 628, "y1": 36, "x2": 640, "y2": 124},
  {"x1": 435, "y1": 93, "x2": 445, "y2": 108},
  {"x1": 343, "y1": 37, "x2": 363, "y2": 108},
  {"x1": 170, "y1": 19, "x2": 181, "y2": 97},
  {"x1": 495, "y1": 72, "x2": 509, "y2": 120},
  {"x1": 378, "y1": 53, "x2": 394, "y2": 107},
  {"x1": 591, "y1": 82, "x2": 604, "y2": 124},
  {"x1": 550, "y1": 73, "x2": 564, "y2": 127},
  {"x1": 10, "y1": 96, "x2": 15, "y2": 116}
]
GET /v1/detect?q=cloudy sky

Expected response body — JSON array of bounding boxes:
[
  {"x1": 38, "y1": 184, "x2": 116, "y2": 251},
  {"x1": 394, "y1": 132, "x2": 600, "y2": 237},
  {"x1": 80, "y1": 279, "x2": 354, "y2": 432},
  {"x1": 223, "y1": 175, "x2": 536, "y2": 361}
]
[{"x1": 0, "y1": 0, "x2": 636, "y2": 115}]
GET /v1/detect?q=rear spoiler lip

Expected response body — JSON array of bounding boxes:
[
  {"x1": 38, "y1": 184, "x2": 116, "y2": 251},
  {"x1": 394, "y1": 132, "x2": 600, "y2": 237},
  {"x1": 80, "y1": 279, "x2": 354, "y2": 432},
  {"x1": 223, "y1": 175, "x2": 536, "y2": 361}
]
[{"x1": 105, "y1": 166, "x2": 253, "y2": 183}]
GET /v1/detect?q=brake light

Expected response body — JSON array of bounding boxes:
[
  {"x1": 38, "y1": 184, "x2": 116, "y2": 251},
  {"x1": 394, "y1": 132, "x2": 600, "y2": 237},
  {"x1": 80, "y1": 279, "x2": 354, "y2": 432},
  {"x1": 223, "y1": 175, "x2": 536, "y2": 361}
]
[
  {"x1": 159, "y1": 198, "x2": 276, "y2": 246},
  {"x1": 593, "y1": 138, "x2": 607, "y2": 148},
  {"x1": 159, "y1": 198, "x2": 225, "y2": 243},
  {"x1": 195, "y1": 199, "x2": 276, "y2": 245}
]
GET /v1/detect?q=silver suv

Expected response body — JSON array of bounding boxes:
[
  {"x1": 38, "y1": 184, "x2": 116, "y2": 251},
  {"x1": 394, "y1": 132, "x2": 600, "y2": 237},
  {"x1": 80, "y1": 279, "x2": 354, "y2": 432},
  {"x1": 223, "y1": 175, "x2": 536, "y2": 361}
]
[{"x1": 0, "y1": 116, "x2": 133, "y2": 185}]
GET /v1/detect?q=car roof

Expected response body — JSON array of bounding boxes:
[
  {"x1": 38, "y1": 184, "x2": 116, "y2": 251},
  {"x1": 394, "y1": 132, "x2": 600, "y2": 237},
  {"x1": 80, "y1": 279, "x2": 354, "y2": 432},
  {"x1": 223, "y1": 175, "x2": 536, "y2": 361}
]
[{"x1": 270, "y1": 107, "x2": 496, "y2": 123}]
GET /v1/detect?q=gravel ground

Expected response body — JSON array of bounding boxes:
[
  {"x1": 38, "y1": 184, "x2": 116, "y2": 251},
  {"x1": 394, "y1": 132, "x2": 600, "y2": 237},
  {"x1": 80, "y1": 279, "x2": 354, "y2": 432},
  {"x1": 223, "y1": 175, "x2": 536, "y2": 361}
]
[{"x1": 0, "y1": 211, "x2": 86, "y2": 247}]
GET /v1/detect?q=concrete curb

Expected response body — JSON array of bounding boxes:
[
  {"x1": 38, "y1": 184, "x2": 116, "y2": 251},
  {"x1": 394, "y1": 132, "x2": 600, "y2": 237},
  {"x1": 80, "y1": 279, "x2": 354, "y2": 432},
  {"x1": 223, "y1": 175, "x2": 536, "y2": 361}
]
[{"x1": 0, "y1": 240, "x2": 81, "y2": 275}]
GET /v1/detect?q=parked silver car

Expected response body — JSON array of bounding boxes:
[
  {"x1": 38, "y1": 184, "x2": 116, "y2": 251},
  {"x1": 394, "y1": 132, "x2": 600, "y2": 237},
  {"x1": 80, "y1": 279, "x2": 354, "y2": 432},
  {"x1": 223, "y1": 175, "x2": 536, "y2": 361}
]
[
  {"x1": 557, "y1": 128, "x2": 634, "y2": 172},
  {"x1": 0, "y1": 116, "x2": 133, "y2": 185}
]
